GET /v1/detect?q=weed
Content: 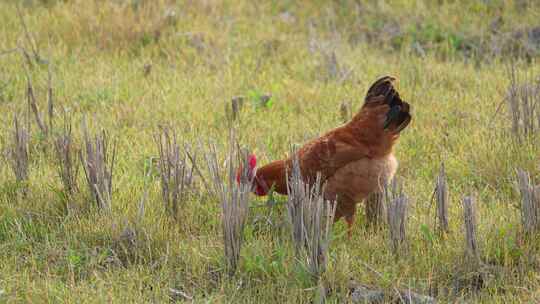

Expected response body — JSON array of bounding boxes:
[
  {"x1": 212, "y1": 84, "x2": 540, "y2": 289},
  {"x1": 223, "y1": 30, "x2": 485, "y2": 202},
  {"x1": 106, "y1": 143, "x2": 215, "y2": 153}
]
[
  {"x1": 205, "y1": 131, "x2": 252, "y2": 276},
  {"x1": 286, "y1": 152, "x2": 336, "y2": 280},
  {"x1": 79, "y1": 120, "x2": 116, "y2": 211},
  {"x1": 6, "y1": 115, "x2": 29, "y2": 196},
  {"x1": 53, "y1": 115, "x2": 79, "y2": 211}
]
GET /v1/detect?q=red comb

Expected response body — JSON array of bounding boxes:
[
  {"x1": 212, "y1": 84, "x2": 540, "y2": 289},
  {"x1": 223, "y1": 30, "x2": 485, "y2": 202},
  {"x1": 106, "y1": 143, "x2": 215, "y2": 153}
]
[
  {"x1": 237, "y1": 153, "x2": 257, "y2": 184},
  {"x1": 248, "y1": 154, "x2": 257, "y2": 169}
]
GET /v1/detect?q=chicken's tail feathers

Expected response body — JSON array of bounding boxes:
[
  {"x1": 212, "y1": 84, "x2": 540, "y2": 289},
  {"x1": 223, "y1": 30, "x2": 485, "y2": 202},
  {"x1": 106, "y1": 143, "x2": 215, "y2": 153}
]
[
  {"x1": 364, "y1": 76, "x2": 399, "y2": 103},
  {"x1": 364, "y1": 75, "x2": 411, "y2": 133},
  {"x1": 384, "y1": 104, "x2": 411, "y2": 133},
  {"x1": 364, "y1": 75, "x2": 400, "y2": 106}
]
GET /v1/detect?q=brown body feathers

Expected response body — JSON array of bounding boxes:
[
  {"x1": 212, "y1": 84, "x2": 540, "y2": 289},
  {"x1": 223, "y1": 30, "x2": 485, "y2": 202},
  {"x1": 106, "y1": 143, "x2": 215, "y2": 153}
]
[{"x1": 253, "y1": 76, "x2": 411, "y2": 233}]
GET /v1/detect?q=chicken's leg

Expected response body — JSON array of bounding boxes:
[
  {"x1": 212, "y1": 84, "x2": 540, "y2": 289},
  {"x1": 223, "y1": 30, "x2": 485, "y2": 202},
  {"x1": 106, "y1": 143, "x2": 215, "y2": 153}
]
[
  {"x1": 340, "y1": 200, "x2": 357, "y2": 239},
  {"x1": 345, "y1": 214, "x2": 355, "y2": 239},
  {"x1": 331, "y1": 195, "x2": 358, "y2": 239}
]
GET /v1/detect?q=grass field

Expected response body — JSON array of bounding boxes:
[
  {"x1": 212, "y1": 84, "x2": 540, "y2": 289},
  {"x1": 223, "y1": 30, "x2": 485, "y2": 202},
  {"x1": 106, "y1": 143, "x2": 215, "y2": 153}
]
[{"x1": 1, "y1": 1, "x2": 540, "y2": 303}]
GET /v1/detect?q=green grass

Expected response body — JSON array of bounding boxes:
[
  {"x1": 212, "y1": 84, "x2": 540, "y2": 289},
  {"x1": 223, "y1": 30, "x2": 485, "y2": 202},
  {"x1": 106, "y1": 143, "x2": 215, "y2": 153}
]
[{"x1": 1, "y1": 0, "x2": 540, "y2": 303}]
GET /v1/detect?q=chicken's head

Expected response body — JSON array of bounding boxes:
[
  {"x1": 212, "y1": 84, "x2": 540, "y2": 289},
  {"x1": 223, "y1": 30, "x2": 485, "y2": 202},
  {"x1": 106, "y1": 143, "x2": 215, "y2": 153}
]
[{"x1": 236, "y1": 154, "x2": 267, "y2": 196}]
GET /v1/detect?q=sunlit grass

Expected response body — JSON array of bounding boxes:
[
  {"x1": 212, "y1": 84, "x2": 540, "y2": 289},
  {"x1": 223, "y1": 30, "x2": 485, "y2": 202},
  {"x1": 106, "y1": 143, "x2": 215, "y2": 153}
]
[{"x1": 1, "y1": 0, "x2": 540, "y2": 303}]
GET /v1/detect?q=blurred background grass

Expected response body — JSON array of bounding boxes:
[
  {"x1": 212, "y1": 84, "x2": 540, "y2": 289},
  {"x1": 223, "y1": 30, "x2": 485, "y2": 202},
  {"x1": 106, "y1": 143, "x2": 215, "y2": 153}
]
[{"x1": 0, "y1": 0, "x2": 539, "y2": 303}]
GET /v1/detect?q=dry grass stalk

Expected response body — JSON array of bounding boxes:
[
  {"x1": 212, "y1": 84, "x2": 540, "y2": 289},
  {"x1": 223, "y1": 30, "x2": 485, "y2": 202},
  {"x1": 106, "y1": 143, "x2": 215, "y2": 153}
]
[
  {"x1": 17, "y1": 9, "x2": 55, "y2": 137},
  {"x1": 143, "y1": 63, "x2": 152, "y2": 77},
  {"x1": 365, "y1": 192, "x2": 385, "y2": 228},
  {"x1": 322, "y1": 51, "x2": 353, "y2": 83},
  {"x1": 26, "y1": 76, "x2": 48, "y2": 136},
  {"x1": 533, "y1": 184, "x2": 540, "y2": 214},
  {"x1": 169, "y1": 288, "x2": 193, "y2": 302},
  {"x1": 7, "y1": 115, "x2": 29, "y2": 194},
  {"x1": 325, "y1": 51, "x2": 340, "y2": 80},
  {"x1": 285, "y1": 154, "x2": 305, "y2": 251},
  {"x1": 517, "y1": 169, "x2": 540, "y2": 234},
  {"x1": 462, "y1": 196, "x2": 479, "y2": 261},
  {"x1": 339, "y1": 100, "x2": 351, "y2": 123},
  {"x1": 154, "y1": 127, "x2": 194, "y2": 220},
  {"x1": 137, "y1": 159, "x2": 154, "y2": 224},
  {"x1": 506, "y1": 64, "x2": 540, "y2": 140},
  {"x1": 205, "y1": 132, "x2": 252, "y2": 275},
  {"x1": 308, "y1": 28, "x2": 353, "y2": 84},
  {"x1": 286, "y1": 153, "x2": 336, "y2": 278},
  {"x1": 230, "y1": 96, "x2": 244, "y2": 121},
  {"x1": 435, "y1": 163, "x2": 450, "y2": 234},
  {"x1": 23, "y1": 66, "x2": 56, "y2": 139},
  {"x1": 53, "y1": 116, "x2": 79, "y2": 208},
  {"x1": 47, "y1": 67, "x2": 54, "y2": 132},
  {"x1": 79, "y1": 121, "x2": 116, "y2": 211},
  {"x1": 385, "y1": 179, "x2": 408, "y2": 254},
  {"x1": 16, "y1": 5, "x2": 41, "y2": 65}
]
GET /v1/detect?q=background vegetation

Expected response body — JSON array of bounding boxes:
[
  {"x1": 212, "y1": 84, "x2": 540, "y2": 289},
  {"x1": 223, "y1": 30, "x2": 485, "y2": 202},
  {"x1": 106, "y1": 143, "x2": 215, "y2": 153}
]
[{"x1": 1, "y1": 0, "x2": 539, "y2": 302}]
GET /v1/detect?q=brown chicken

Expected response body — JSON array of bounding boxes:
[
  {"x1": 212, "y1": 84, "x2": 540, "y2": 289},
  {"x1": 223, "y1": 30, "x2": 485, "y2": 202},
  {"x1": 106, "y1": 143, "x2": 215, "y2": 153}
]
[{"x1": 245, "y1": 76, "x2": 411, "y2": 234}]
